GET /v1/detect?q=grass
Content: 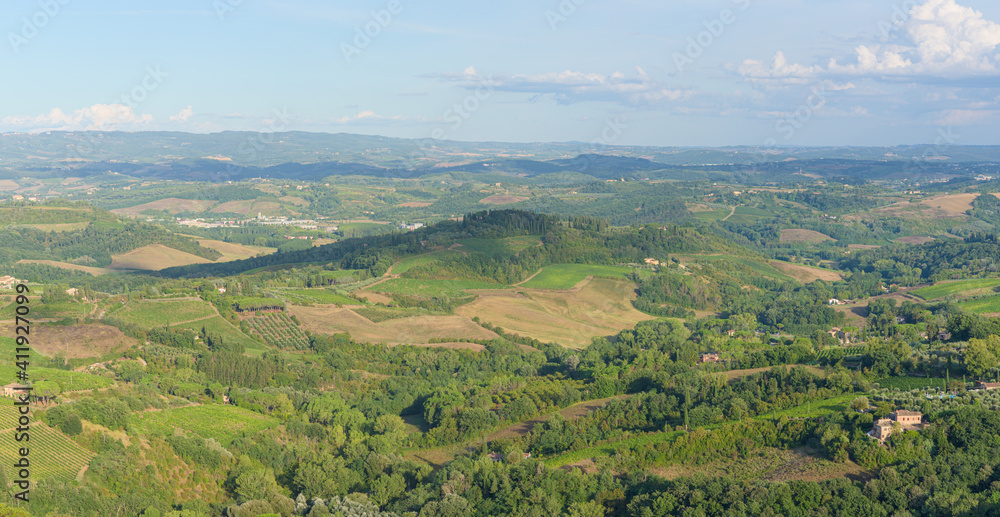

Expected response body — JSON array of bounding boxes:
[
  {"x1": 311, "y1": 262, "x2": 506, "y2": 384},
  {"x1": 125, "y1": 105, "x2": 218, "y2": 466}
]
[
  {"x1": 693, "y1": 209, "x2": 730, "y2": 222},
  {"x1": 521, "y1": 264, "x2": 637, "y2": 290},
  {"x1": 370, "y1": 278, "x2": 508, "y2": 298},
  {"x1": 959, "y1": 295, "x2": 1000, "y2": 314},
  {"x1": 912, "y1": 279, "x2": 1000, "y2": 300},
  {"x1": 172, "y1": 315, "x2": 265, "y2": 355},
  {"x1": 692, "y1": 256, "x2": 798, "y2": 284},
  {"x1": 391, "y1": 250, "x2": 463, "y2": 275},
  {"x1": 0, "y1": 411, "x2": 94, "y2": 481},
  {"x1": 132, "y1": 404, "x2": 280, "y2": 446},
  {"x1": 353, "y1": 306, "x2": 448, "y2": 323},
  {"x1": 270, "y1": 288, "x2": 358, "y2": 305},
  {"x1": 456, "y1": 277, "x2": 654, "y2": 349},
  {"x1": 111, "y1": 300, "x2": 217, "y2": 328},
  {"x1": 0, "y1": 365, "x2": 114, "y2": 391}
]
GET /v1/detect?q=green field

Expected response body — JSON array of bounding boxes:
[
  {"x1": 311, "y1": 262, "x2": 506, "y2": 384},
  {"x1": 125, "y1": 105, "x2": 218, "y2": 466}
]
[
  {"x1": 960, "y1": 295, "x2": 1000, "y2": 315},
  {"x1": 693, "y1": 256, "x2": 797, "y2": 284},
  {"x1": 0, "y1": 365, "x2": 113, "y2": 392},
  {"x1": 133, "y1": 404, "x2": 280, "y2": 446},
  {"x1": 173, "y1": 315, "x2": 265, "y2": 356},
  {"x1": 457, "y1": 236, "x2": 541, "y2": 256},
  {"x1": 521, "y1": 264, "x2": 638, "y2": 290},
  {"x1": 693, "y1": 209, "x2": 730, "y2": 222},
  {"x1": 725, "y1": 206, "x2": 775, "y2": 224},
  {"x1": 391, "y1": 250, "x2": 464, "y2": 275},
  {"x1": 369, "y1": 278, "x2": 508, "y2": 298},
  {"x1": 111, "y1": 300, "x2": 216, "y2": 328},
  {"x1": 243, "y1": 312, "x2": 310, "y2": 350},
  {"x1": 0, "y1": 410, "x2": 94, "y2": 481},
  {"x1": 912, "y1": 279, "x2": 1000, "y2": 300},
  {"x1": 271, "y1": 288, "x2": 358, "y2": 305}
]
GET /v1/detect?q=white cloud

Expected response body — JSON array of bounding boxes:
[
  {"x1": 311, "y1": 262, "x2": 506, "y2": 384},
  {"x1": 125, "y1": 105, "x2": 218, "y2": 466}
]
[
  {"x1": 435, "y1": 67, "x2": 691, "y2": 106},
  {"x1": 170, "y1": 105, "x2": 194, "y2": 122},
  {"x1": 2, "y1": 104, "x2": 153, "y2": 131},
  {"x1": 332, "y1": 110, "x2": 411, "y2": 124},
  {"x1": 935, "y1": 108, "x2": 998, "y2": 125},
  {"x1": 741, "y1": 0, "x2": 1000, "y2": 82}
]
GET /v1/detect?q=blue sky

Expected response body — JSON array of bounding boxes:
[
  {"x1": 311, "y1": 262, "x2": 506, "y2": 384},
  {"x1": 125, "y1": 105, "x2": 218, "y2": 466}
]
[{"x1": 1, "y1": 0, "x2": 999, "y2": 146}]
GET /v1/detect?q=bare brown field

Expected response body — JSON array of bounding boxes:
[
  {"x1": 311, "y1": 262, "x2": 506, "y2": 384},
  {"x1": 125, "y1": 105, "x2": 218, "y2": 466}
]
[
  {"x1": 769, "y1": 261, "x2": 844, "y2": 283},
  {"x1": 210, "y1": 200, "x2": 281, "y2": 216},
  {"x1": 0, "y1": 323, "x2": 137, "y2": 359},
  {"x1": 779, "y1": 229, "x2": 835, "y2": 244},
  {"x1": 0, "y1": 180, "x2": 20, "y2": 191},
  {"x1": 455, "y1": 278, "x2": 655, "y2": 349},
  {"x1": 112, "y1": 198, "x2": 217, "y2": 217},
  {"x1": 17, "y1": 259, "x2": 115, "y2": 276},
  {"x1": 110, "y1": 244, "x2": 212, "y2": 270},
  {"x1": 196, "y1": 239, "x2": 275, "y2": 261},
  {"x1": 919, "y1": 193, "x2": 978, "y2": 215},
  {"x1": 289, "y1": 306, "x2": 499, "y2": 345},
  {"x1": 479, "y1": 195, "x2": 529, "y2": 205},
  {"x1": 894, "y1": 236, "x2": 935, "y2": 245},
  {"x1": 848, "y1": 244, "x2": 881, "y2": 250},
  {"x1": 399, "y1": 202, "x2": 434, "y2": 208},
  {"x1": 211, "y1": 200, "x2": 254, "y2": 214}
]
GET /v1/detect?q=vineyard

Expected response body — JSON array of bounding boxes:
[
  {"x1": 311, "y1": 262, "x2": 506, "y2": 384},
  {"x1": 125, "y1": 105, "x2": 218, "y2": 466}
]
[
  {"x1": 244, "y1": 312, "x2": 310, "y2": 350},
  {"x1": 816, "y1": 346, "x2": 865, "y2": 360},
  {"x1": 133, "y1": 404, "x2": 280, "y2": 446},
  {"x1": 0, "y1": 405, "x2": 94, "y2": 481}
]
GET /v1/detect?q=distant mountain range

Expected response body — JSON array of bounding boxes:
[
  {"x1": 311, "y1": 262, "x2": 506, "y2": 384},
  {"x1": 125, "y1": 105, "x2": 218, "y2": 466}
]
[{"x1": 1, "y1": 131, "x2": 998, "y2": 183}]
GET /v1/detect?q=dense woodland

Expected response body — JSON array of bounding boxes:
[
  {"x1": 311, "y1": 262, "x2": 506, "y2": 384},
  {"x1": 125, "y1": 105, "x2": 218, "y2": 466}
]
[{"x1": 4, "y1": 173, "x2": 1000, "y2": 517}]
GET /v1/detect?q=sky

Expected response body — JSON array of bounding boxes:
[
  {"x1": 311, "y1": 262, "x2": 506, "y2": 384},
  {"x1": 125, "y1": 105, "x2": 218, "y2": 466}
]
[{"x1": 1, "y1": 0, "x2": 999, "y2": 146}]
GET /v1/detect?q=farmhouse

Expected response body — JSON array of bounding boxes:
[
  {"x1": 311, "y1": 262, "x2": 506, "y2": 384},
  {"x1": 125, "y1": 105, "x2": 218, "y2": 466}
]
[
  {"x1": 869, "y1": 410, "x2": 923, "y2": 442},
  {"x1": 827, "y1": 298, "x2": 841, "y2": 305},
  {"x1": 976, "y1": 381, "x2": 1000, "y2": 390},
  {"x1": 0, "y1": 275, "x2": 20, "y2": 289},
  {"x1": 2, "y1": 383, "x2": 19, "y2": 398},
  {"x1": 644, "y1": 258, "x2": 660, "y2": 266},
  {"x1": 699, "y1": 353, "x2": 721, "y2": 364}
]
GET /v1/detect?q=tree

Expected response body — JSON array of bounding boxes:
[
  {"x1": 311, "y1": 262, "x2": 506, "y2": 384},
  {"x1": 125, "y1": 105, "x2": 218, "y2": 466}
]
[
  {"x1": 59, "y1": 413, "x2": 83, "y2": 436},
  {"x1": 850, "y1": 396, "x2": 870, "y2": 412},
  {"x1": 965, "y1": 338, "x2": 999, "y2": 379}
]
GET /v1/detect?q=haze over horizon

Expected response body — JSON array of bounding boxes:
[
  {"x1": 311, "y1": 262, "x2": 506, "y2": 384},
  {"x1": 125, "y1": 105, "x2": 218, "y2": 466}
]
[{"x1": 3, "y1": 0, "x2": 999, "y2": 147}]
